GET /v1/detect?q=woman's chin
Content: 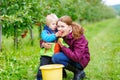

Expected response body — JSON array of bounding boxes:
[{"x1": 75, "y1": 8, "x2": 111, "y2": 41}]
[{"x1": 61, "y1": 34, "x2": 65, "y2": 37}]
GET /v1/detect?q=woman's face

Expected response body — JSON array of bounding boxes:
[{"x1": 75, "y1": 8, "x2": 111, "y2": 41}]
[{"x1": 57, "y1": 21, "x2": 72, "y2": 37}]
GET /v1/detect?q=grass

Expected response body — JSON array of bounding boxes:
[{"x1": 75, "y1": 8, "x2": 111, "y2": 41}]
[
  {"x1": 0, "y1": 18, "x2": 120, "y2": 80},
  {"x1": 84, "y1": 18, "x2": 120, "y2": 80}
]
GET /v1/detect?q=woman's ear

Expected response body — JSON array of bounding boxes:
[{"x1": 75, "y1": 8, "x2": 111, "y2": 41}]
[{"x1": 69, "y1": 25, "x2": 72, "y2": 32}]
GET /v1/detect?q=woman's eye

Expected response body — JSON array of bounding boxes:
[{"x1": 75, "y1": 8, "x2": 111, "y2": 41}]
[{"x1": 61, "y1": 25, "x2": 64, "y2": 28}]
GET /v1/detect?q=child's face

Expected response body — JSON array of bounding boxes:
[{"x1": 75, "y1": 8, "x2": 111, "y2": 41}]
[{"x1": 49, "y1": 21, "x2": 57, "y2": 31}]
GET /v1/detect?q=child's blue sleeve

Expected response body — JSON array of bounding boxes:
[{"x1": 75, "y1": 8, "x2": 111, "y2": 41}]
[{"x1": 41, "y1": 30, "x2": 57, "y2": 42}]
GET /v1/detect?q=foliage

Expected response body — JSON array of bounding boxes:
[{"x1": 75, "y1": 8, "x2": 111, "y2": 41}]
[
  {"x1": 0, "y1": 0, "x2": 116, "y2": 37},
  {"x1": 0, "y1": 0, "x2": 41, "y2": 36}
]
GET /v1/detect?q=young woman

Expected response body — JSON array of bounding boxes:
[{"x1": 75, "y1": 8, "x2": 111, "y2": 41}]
[{"x1": 51, "y1": 16, "x2": 90, "y2": 80}]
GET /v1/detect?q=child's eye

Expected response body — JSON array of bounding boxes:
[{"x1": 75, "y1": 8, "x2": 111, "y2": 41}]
[{"x1": 52, "y1": 23, "x2": 56, "y2": 25}]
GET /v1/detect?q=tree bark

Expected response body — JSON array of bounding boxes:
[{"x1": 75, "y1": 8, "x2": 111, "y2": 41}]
[
  {"x1": 29, "y1": 27, "x2": 34, "y2": 45},
  {"x1": 14, "y1": 25, "x2": 18, "y2": 49},
  {"x1": 38, "y1": 23, "x2": 42, "y2": 38},
  {"x1": 0, "y1": 24, "x2": 2, "y2": 51}
]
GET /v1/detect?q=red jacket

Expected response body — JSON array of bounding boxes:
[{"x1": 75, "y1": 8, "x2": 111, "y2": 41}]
[{"x1": 61, "y1": 32, "x2": 90, "y2": 68}]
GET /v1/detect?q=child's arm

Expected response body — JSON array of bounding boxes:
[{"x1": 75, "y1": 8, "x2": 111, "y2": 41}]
[
  {"x1": 40, "y1": 39, "x2": 53, "y2": 48},
  {"x1": 41, "y1": 30, "x2": 57, "y2": 42}
]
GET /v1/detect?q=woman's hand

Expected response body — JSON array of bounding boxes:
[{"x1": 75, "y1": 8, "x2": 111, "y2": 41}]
[
  {"x1": 42, "y1": 42, "x2": 52, "y2": 49},
  {"x1": 57, "y1": 39, "x2": 63, "y2": 47}
]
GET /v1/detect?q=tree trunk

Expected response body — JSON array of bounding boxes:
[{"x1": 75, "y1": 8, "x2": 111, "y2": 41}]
[
  {"x1": 29, "y1": 27, "x2": 34, "y2": 45},
  {"x1": 14, "y1": 25, "x2": 18, "y2": 49},
  {"x1": 38, "y1": 23, "x2": 42, "y2": 38},
  {"x1": 0, "y1": 24, "x2": 2, "y2": 51}
]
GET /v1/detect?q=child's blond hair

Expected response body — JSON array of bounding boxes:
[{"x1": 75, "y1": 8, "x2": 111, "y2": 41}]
[{"x1": 46, "y1": 13, "x2": 58, "y2": 26}]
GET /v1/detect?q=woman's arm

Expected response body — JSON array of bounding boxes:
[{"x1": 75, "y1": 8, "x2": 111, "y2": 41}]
[{"x1": 58, "y1": 38, "x2": 88, "y2": 63}]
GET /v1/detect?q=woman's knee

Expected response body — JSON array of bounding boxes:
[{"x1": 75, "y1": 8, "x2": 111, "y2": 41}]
[
  {"x1": 52, "y1": 53, "x2": 60, "y2": 63},
  {"x1": 52, "y1": 52, "x2": 70, "y2": 64},
  {"x1": 52, "y1": 52, "x2": 65, "y2": 63}
]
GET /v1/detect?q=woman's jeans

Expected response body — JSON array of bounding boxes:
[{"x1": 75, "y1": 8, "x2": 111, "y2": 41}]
[{"x1": 52, "y1": 52, "x2": 83, "y2": 70}]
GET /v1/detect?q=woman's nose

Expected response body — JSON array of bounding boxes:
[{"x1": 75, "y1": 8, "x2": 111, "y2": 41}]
[
  {"x1": 57, "y1": 28, "x2": 60, "y2": 31},
  {"x1": 58, "y1": 27, "x2": 62, "y2": 30}
]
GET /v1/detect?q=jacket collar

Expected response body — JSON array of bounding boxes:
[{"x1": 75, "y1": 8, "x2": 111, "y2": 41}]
[
  {"x1": 43, "y1": 25, "x2": 57, "y2": 34},
  {"x1": 64, "y1": 32, "x2": 73, "y2": 39}
]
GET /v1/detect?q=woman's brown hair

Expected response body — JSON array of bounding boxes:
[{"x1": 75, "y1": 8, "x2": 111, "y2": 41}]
[{"x1": 59, "y1": 16, "x2": 84, "y2": 39}]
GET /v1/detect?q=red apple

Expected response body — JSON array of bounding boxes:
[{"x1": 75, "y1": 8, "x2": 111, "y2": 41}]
[{"x1": 21, "y1": 33, "x2": 26, "y2": 38}]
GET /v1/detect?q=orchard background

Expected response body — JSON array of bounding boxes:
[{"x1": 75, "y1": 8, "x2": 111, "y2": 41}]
[{"x1": 0, "y1": 0, "x2": 120, "y2": 80}]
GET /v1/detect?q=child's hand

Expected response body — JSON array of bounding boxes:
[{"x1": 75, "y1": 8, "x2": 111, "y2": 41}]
[
  {"x1": 55, "y1": 31, "x2": 63, "y2": 37},
  {"x1": 42, "y1": 42, "x2": 52, "y2": 49}
]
